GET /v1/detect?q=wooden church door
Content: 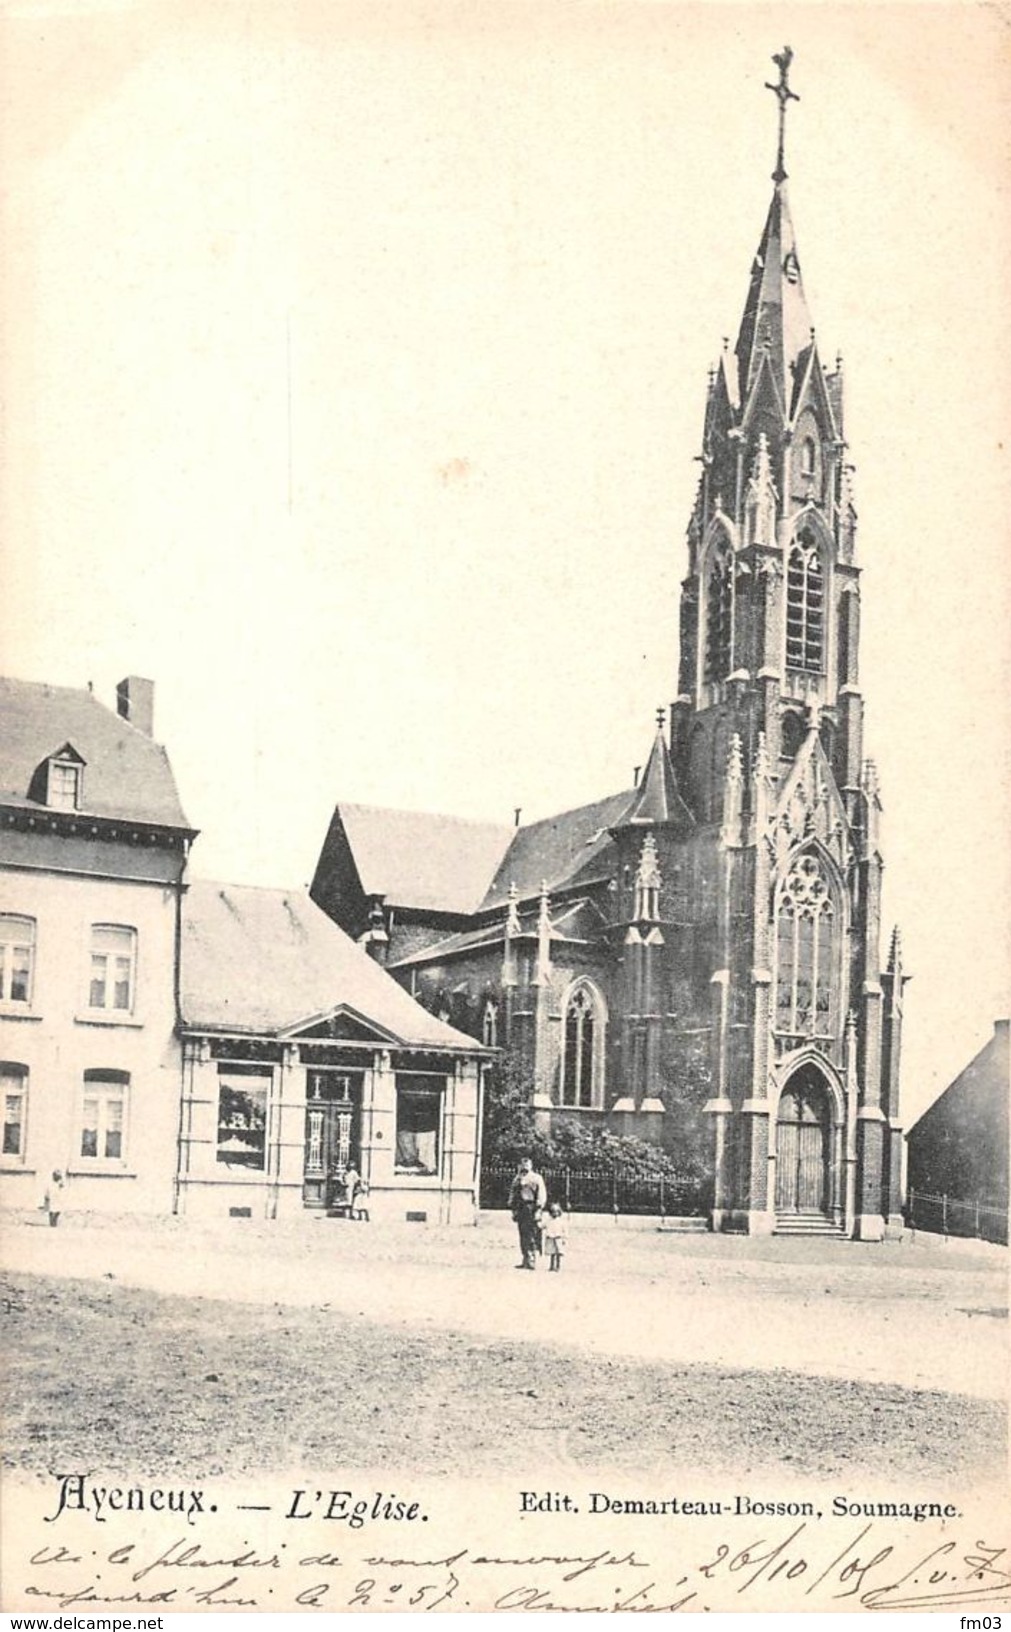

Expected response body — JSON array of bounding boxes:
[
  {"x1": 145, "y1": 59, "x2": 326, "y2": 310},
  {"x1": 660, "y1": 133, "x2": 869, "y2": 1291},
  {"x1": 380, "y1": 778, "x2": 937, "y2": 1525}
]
[{"x1": 775, "y1": 1076, "x2": 829, "y2": 1214}]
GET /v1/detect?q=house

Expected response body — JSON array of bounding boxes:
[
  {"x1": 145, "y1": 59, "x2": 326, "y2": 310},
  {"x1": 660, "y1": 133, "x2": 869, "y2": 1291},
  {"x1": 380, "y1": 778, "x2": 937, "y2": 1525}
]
[
  {"x1": 312, "y1": 52, "x2": 907, "y2": 1239},
  {"x1": 906, "y1": 1020, "x2": 1009, "y2": 1227},
  {"x1": 0, "y1": 675, "x2": 195, "y2": 1213}
]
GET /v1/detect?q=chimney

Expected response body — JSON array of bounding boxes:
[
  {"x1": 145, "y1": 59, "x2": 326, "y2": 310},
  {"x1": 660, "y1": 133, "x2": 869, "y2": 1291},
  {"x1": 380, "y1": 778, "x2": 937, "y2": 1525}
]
[{"x1": 116, "y1": 676, "x2": 155, "y2": 736}]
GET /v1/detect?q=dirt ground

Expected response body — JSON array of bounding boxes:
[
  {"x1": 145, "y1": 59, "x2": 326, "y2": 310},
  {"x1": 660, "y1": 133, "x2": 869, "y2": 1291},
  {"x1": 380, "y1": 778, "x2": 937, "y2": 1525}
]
[{"x1": 3, "y1": 1214, "x2": 1007, "y2": 1486}]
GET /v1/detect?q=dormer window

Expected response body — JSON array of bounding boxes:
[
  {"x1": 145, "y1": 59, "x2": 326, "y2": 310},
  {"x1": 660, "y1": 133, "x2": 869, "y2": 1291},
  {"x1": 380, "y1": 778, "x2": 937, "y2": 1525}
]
[
  {"x1": 48, "y1": 760, "x2": 81, "y2": 810},
  {"x1": 32, "y1": 743, "x2": 86, "y2": 810}
]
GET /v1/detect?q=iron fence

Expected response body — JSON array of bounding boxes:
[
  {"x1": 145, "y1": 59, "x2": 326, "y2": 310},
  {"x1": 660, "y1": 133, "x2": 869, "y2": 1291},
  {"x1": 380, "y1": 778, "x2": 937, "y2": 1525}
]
[
  {"x1": 480, "y1": 1162, "x2": 710, "y2": 1218},
  {"x1": 905, "y1": 1187, "x2": 1008, "y2": 1247}
]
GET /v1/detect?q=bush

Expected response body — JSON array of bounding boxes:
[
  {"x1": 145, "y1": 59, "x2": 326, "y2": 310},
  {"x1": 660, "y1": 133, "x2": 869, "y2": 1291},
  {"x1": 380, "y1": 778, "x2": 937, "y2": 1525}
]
[{"x1": 481, "y1": 1059, "x2": 711, "y2": 1182}]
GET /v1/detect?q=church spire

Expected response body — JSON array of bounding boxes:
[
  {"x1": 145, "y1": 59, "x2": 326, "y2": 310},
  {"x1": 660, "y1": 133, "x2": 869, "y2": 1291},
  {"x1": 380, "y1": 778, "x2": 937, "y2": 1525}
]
[
  {"x1": 734, "y1": 48, "x2": 813, "y2": 405},
  {"x1": 615, "y1": 714, "x2": 694, "y2": 832}
]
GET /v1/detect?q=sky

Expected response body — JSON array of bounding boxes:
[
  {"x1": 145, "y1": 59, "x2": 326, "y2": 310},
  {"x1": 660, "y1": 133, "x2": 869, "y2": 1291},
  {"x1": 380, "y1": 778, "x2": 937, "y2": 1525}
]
[{"x1": 1, "y1": 1, "x2": 1008, "y2": 1126}]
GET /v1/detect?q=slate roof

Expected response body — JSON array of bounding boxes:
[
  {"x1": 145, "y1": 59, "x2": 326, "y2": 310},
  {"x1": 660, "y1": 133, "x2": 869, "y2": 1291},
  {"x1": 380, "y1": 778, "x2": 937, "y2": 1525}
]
[
  {"x1": 324, "y1": 788, "x2": 638, "y2": 926},
  {"x1": 390, "y1": 921, "x2": 505, "y2": 969},
  {"x1": 734, "y1": 180, "x2": 814, "y2": 410},
  {"x1": 337, "y1": 803, "x2": 514, "y2": 915},
  {"x1": 0, "y1": 676, "x2": 191, "y2": 829},
  {"x1": 390, "y1": 894, "x2": 607, "y2": 971},
  {"x1": 180, "y1": 879, "x2": 481, "y2": 1049},
  {"x1": 612, "y1": 728, "x2": 694, "y2": 830},
  {"x1": 481, "y1": 788, "x2": 634, "y2": 910}
]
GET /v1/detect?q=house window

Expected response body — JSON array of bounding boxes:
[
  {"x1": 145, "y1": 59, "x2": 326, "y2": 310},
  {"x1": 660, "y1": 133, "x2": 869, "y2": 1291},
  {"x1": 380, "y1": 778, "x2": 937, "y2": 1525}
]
[
  {"x1": 704, "y1": 541, "x2": 733, "y2": 682},
  {"x1": 48, "y1": 760, "x2": 81, "y2": 810},
  {"x1": 561, "y1": 982, "x2": 605, "y2": 1109},
  {"x1": 2, "y1": 1065, "x2": 27, "y2": 1158},
  {"x1": 395, "y1": 1075, "x2": 443, "y2": 1174},
  {"x1": 216, "y1": 1070, "x2": 270, "y2": 1170},
  {"x1": 482, "y1": 1000, "x2": 498, "y2": 1048},
  {"x1": 0, "y1": 916, "x2": 35, "y2": 1004},
  {"x1": 80, "y1": 1070, "x2": 129, "y2": 1162},
  {"x1": 89, "y1": 925, "x2": 136, "y2": 1012},
  {"x1": 786, "y1": 533, "x2": 825, "y2": 673},
  {"x1": 774, "y1": 852, "x2": 837, "y2": 1040}
]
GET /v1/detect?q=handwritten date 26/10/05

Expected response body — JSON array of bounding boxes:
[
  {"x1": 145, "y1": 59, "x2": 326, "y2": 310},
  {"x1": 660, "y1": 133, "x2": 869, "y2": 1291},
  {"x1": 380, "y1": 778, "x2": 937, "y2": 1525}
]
[{"x1": 21, "y1": 1524, "x2": 1011, "y2": 1613}]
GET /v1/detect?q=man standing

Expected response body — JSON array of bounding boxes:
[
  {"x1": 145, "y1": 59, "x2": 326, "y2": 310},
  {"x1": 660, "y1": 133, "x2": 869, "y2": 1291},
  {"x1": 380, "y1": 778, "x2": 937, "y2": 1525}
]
[{"x1": 508, "y1": 1156, "x2": 546, "y2": 1270}]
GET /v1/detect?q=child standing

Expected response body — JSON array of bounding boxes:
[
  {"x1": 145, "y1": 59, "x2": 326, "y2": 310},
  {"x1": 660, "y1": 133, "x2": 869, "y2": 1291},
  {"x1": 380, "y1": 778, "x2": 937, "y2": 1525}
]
[
  {"x1": 44, "y1": 1170, "x2": 65, "y2": 1228},
  {"x1": 542, "y1": 1201, "x2": 567, "y2": 1271}
]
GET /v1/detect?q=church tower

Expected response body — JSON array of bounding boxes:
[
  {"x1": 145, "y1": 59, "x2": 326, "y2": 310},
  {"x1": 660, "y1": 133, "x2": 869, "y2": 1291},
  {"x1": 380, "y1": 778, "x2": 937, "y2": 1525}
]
[
  {"x1": 666, "y1": 48, "x2": 904, "y2": 1237},
  {"x1": 670, "y1": 46, "x2": 860, "y2": 809}
]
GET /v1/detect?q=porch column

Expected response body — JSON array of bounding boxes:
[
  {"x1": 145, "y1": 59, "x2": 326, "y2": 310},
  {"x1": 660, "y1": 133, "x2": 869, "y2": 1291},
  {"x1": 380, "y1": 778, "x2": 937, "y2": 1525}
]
[
  {"x1": 361, "y1": 1049, "x2": 396, "y2": 1200},
  {"x1": 272, "y1": 1044, "x2": 306, "y2": 1219},
  {"x1": 174, "y1": 1037, "x2": 210, "y2": 1214},
  {"x1": 442, "y1": 1057, "x2": 480, "y2": 1224},
  {"x1": 175, "y1": 1036, "x2": 217, "y2": 1214}
]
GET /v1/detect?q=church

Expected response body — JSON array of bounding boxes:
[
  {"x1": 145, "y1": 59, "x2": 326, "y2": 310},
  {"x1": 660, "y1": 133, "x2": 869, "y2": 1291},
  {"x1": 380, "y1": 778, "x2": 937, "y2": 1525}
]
[{"x1": 312, "y1": 51, "x2": 906, "y2": 1240}]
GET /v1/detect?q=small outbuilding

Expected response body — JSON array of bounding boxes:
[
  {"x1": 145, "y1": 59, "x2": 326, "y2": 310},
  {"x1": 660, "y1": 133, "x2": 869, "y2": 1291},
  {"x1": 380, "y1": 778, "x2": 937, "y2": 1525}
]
[{"x1": 906, "y1": 1020, "x2": 1009, "y2": 1235}]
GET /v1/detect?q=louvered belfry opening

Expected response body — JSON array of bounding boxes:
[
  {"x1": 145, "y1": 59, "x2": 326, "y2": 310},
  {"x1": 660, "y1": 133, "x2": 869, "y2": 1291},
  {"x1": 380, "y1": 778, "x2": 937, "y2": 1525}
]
[{"x1": 786, "y1": 532, "x2": 824, "y2": 673}]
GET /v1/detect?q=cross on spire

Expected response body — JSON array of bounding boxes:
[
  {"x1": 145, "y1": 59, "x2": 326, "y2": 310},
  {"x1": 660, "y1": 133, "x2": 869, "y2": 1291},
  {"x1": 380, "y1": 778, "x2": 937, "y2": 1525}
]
[
  {"x1": 655, "y1": 705, "x2": 666, "y2": 733},
  {"x1": 765, "y1": 45, "x2": 799, "y2": 183}
]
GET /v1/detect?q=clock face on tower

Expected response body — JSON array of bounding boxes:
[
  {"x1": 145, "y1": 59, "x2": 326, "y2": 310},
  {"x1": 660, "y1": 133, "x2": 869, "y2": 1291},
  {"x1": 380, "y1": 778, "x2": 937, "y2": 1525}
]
[{"x1": 783, "y1": 250, "x2": 801, "y2": 284}]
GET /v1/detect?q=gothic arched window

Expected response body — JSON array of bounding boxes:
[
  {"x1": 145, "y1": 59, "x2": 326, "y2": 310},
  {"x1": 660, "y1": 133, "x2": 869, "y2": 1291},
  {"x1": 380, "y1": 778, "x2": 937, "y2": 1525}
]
[
  {"x1": 482, "y1": 1000, "x2": 498, "y2": 1049},
  {"x1": 704, "y1": 540, "x2": 733, "y2": 682},
  {"x1": 774, "y1": 852, "x2": 838, "y2": 1040},
  {"x1": 800, "y1": 436, "x2": 817, "y2": 479},
  {"x1": 561, "y1": 983, "x2": 605, "y2": 1109},
  {"x1": 786, "y1": 531, "x2": 825, "y2": 673}
]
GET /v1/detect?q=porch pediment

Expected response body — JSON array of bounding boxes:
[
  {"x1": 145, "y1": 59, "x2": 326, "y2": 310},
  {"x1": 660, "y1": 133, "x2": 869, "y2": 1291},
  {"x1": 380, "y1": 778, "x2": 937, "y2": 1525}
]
[
  {"x1": 281, "y1": 1004, "x2": 404, "y2": 1047},
  {"x1": 48, "y1": 740, "x2": 87, "y2": 765}
]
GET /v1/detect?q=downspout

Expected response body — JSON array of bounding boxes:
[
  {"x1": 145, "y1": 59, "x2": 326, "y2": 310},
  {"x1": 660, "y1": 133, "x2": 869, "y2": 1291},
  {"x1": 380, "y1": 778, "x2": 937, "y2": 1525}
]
[
  {"x1": 171, "y1": 864, "x2": 188, "y2": 1217},
  {"x1": 472, "y1": 1059, "x2": 486, "y2": 1224}
]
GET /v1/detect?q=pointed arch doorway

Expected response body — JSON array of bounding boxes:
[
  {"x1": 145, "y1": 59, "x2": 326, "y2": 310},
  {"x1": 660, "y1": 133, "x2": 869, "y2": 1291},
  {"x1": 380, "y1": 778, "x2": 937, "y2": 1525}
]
[{"x1": 774, "y1": 1064, "x2": 832, "y2": 1217}]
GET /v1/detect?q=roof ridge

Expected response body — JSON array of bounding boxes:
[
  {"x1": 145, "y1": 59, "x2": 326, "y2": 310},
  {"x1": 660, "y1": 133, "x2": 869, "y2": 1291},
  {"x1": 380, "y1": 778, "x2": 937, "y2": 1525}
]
[
  {"x1": 0, "y1": 673, "x2": 172, "y2": 749},
  {"x1": 512, "y1": 787, "x2": 635, "y2": 834},
  {"x1": 188, "y1": 876, "x2": 311, "y2": 898},
  {"x1": 340, "y1": 799, "x2": 514, "y2": 832}
]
